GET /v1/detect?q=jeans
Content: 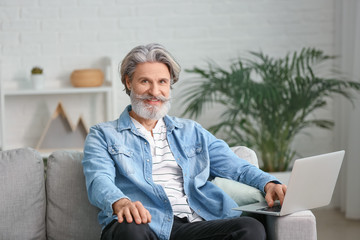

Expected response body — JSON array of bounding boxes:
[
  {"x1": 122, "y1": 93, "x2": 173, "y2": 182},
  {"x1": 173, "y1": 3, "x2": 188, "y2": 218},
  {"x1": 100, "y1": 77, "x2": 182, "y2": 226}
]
[{"x1": 101, "y1": 216, "x2": 266, "y2": 240}]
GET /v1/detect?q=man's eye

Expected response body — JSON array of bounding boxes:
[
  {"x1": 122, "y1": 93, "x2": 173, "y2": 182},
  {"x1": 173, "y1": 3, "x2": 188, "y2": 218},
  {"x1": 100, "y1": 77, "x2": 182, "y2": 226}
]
[{"x1": 141, "y1": 80, "x2": 148, "y2": 83}]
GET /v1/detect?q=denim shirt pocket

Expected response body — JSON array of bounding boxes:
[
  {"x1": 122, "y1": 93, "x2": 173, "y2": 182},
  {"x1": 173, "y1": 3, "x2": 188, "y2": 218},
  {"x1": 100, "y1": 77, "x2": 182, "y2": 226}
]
[
  {"x1": 184, "y1": 143, "x2": 207, "y2": 178},
  {"x1": 108, "y1": 145, "x2": 135, "y2": 175},
  {"x1": 185, "y1": 144, "x2": 203, "y2": 157}
]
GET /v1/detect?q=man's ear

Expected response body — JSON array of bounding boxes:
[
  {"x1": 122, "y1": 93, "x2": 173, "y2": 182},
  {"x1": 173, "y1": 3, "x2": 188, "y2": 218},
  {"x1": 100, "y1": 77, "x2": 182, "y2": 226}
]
[{"x1": 125, "y1": 76, "x2": 131, "y2": 90}]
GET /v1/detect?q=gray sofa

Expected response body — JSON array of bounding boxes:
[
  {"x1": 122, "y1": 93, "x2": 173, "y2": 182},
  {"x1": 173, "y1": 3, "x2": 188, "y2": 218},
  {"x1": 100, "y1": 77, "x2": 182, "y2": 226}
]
[{"x1": 0, "y1": 147, "x2": 317, "y2": 240}]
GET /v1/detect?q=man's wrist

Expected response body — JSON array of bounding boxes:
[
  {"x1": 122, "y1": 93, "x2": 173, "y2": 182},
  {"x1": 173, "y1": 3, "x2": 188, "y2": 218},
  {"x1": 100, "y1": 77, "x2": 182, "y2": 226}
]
[
  {"x1": 112, "y1": 198, "x2": 130, "y2": 214},
  {"x1": 264, "y1": 181, "x2": 281, "y2": 193}
]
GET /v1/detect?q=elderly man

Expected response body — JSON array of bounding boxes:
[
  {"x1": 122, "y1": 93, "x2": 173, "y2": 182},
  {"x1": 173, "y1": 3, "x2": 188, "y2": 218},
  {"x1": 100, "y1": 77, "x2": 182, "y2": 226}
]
[{"x1": 82, "y1": 43, "x2": 287, "y2": 240}]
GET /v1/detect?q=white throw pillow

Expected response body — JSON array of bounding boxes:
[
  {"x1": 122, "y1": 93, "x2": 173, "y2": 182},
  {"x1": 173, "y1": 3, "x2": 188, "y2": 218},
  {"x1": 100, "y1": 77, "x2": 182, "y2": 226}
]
[{"x1": 212, "y1": 177, "x2": 265, "y2": 206}]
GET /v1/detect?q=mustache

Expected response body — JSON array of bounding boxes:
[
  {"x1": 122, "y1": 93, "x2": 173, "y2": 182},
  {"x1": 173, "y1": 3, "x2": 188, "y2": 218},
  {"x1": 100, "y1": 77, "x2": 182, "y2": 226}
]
[{"x1": 133, "y1": 93, "x2": 171, "y2": 102}]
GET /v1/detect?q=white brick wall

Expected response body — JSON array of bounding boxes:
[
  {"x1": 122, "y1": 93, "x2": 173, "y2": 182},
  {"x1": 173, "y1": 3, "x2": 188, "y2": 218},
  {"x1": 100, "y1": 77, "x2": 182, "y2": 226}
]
[{"x1": 0, "y1": 0, "x2": 336, "y2": 156}]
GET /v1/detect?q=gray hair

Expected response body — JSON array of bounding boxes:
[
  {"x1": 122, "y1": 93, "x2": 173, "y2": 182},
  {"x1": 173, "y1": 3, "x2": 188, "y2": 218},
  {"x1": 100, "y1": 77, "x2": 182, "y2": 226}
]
[{"x1": 120, "y1": 43, "x2": 181, "y2": 95}]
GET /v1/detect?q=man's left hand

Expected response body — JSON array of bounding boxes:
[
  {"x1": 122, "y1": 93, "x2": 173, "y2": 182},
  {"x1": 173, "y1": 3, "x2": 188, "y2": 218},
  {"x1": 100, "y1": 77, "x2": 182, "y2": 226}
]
[{"x1": 264, "y1": 182, "x2": 287, "y2": 207}]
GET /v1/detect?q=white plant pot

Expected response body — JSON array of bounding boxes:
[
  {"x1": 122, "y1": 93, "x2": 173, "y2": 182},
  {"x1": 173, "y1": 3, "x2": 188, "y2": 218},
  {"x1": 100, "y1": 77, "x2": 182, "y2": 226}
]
[{"x1": 31, "y1": 74, "x2": 45, "y2": 89}]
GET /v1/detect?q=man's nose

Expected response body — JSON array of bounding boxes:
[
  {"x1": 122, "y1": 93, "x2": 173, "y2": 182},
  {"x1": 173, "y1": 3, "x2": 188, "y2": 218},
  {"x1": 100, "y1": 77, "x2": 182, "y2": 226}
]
[{"x1": 148, "y1": 83, "x2": 160, "y2": 96}]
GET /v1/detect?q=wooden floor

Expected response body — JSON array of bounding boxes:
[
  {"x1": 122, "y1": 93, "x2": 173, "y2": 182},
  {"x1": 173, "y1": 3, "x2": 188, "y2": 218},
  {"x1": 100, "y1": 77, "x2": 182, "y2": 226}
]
[{"x1": 312, "y1": 208, "x2": 360, "y2": 240}]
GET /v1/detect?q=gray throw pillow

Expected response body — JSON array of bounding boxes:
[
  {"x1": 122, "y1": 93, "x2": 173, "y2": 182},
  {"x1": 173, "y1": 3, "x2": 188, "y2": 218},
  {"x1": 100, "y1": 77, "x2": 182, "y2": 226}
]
[
  {"x1": 46, "y1": 150, "x2": 101, "y2": 240},
  {"x1": 0, "y1": 148, "x2": 46, "y2": 240}
]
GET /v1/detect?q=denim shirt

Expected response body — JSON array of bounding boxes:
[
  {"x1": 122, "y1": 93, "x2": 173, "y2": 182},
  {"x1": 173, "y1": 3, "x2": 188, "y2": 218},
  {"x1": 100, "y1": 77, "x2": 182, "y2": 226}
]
[{"x1": 82, "y1": 105, "x2": 278, "y2": 240}]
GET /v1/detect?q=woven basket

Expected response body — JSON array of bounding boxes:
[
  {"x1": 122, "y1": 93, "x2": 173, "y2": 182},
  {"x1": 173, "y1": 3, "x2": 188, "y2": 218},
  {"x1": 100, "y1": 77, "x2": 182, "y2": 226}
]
[{"x1": 70, "y1": 69, "x2": 104, "y2": 87}]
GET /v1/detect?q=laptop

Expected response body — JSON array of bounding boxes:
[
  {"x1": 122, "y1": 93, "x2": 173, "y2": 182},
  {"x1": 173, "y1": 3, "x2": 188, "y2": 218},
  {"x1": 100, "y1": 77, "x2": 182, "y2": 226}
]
[{"x1": 233, "y1": 150, "x2": 345, "y2": 216}]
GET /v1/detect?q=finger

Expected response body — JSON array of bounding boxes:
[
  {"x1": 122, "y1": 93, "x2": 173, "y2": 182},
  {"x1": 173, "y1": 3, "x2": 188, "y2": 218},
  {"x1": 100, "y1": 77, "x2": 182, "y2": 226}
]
[
  {"x1": 117, "y1": 208, "x2": 128, "y2": 223},
  {"x1": 134, "y1": 201, "x2": 151, "y2": 224},
  {"x1": 115, "y1": 207, "x2": 126, "y2": 223},
  {"x1": 282, "y1": 184, "x2": 288, "y2": 193},
  {"x1": 129, "y1": 204, "x2": 142, "y2": 224},
  {"x1": 123, "y1": 208, "x2": 134, "y2": 223},
  {"x1": 274, "y1": 185, "x2": 286, "y2": 205},
  {"x1": 274, "y1": 187, "x2": 284, "y2": 204},
  {"x1": 139, "y1": 208, "x2": 150, "y2": 223},
  {"x1": 265, "y1": 193, "x2": 274, "y2": 207},
  {"x1": 279, "y1": 185, "x2": 287, "y2": 205},
  {"x1": 117, "y1": 212, "x2": 124, "y2": 223},
  {"x1": 146, "y1": 209, "x2": 152, "y2": 223},
  {"x1": 138, "y1": 209, "x2": 151, "y2": 224},
  {"x1": 265, "y1": 185, "x2": 280, "y2": 207}
]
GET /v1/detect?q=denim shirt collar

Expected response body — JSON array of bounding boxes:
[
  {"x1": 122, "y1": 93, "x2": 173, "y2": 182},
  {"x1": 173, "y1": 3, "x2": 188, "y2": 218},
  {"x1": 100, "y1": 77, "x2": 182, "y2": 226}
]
[{"x1": 117, "y1": 105, "x2": 183, "y2": 134}]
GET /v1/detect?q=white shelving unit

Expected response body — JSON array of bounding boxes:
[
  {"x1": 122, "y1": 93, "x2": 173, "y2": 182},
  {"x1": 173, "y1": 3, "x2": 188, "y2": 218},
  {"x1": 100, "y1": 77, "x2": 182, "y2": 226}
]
[
  {"x1": 0, "y1": 57, "x2": 124, "y2": 152},
  {"x1": 0, "y1": 83, "x2": 116, "y2": 151}
]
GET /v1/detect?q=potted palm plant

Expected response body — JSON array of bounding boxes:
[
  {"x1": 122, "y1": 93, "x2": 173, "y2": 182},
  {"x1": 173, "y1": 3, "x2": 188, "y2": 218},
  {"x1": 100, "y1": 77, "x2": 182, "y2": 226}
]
[{"x1": 181, "y1": 48, "x2": 360, "y2": 172}]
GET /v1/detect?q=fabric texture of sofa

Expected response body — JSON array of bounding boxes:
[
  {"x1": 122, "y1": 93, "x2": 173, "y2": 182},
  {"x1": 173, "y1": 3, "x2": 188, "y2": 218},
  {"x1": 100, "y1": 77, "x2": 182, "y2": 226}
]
[{"x1": 0, "y1": 147, "x2": 317, "y2": 240}]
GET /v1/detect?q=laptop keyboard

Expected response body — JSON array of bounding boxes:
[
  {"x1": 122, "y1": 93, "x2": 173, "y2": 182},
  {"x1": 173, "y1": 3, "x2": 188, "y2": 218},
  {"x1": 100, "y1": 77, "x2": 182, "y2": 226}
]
[{"x1": 257, "y1": 204, "x2": 282, "y2": 212}]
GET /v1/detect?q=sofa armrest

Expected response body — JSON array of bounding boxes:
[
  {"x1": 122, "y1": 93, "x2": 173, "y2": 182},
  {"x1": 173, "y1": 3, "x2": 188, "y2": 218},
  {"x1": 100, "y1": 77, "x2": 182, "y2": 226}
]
[
  {"x1": 266, "y1": 210, "x2": 317, "y2": 240},
  {"x1": 230, "y1": 146, "x2": 259, "y2": 168},
  {"x1": 230, "y1": 146, "x2": 317, "y2": 240}
]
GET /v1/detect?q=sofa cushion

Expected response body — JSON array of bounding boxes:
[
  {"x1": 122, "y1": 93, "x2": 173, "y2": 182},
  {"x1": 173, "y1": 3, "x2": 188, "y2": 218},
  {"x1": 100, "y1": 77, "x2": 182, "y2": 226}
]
[
  {"x1": 46, "y1": 150, "x2": 101, "y2": 240},
  {"x1": 0, "y1": 148, "x2": 46, "y2": 240}
]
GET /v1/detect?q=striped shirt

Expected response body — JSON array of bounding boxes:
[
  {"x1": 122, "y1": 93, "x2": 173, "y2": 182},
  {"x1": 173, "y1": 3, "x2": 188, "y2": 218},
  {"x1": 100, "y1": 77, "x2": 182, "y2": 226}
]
[{"x1": 131, "y1": 117, "x2": 203, "y2": 222}]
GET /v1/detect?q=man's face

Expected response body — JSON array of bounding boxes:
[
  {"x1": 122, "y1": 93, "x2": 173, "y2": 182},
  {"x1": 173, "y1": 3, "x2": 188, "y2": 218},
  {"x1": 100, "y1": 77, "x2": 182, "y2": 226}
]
[{"x1": 126, "y1": 62, "x2": 171, "y2": 120}]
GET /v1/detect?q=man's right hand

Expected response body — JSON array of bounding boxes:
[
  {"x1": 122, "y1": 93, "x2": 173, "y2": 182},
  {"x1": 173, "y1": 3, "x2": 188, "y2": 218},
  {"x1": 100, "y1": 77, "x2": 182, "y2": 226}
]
[{"x1": 112, "y1": 198, "x2": 152, "y2": 224}]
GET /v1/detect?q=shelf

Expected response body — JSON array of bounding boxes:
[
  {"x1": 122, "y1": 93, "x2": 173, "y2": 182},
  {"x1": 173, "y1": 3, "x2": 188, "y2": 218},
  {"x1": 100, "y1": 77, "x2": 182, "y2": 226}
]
[
  {"x1": 0, "y1": 84, "x2": 115, "y2": 151},
  {"x1": 0, "y1": 57, "x2": 120, "y2": 151},
  {"x1": 3, "y1": 86, "x2": 112, "y2": 96}
]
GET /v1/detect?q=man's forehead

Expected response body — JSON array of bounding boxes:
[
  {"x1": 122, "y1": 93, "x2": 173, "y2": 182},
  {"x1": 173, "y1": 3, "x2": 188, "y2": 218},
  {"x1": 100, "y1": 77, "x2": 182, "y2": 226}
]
[{"x1": 133, "y1": 62, "x2": 171, "y2": 76}]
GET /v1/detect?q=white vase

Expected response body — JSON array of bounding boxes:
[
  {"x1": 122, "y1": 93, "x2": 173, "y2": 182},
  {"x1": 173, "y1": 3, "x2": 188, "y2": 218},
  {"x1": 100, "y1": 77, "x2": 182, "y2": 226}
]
[{"x1": 31, "y1": 74, "x2": 45, "y2": 89}]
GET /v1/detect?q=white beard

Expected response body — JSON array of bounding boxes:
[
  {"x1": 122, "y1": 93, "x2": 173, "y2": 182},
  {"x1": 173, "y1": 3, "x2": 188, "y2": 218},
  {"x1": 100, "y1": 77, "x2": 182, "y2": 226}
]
[{"x1": 130, "y1": 92, "x2": 171, "y2": 120}]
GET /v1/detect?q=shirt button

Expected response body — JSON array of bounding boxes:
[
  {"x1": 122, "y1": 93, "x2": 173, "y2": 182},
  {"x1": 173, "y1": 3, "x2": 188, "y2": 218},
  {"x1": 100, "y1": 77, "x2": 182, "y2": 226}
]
[
  {"x1": 147, "y1": 159, "x2": 150, "y2": 162},
  {"x1": 145, "y1": 142, "x2": 147, "y2": 145}
]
